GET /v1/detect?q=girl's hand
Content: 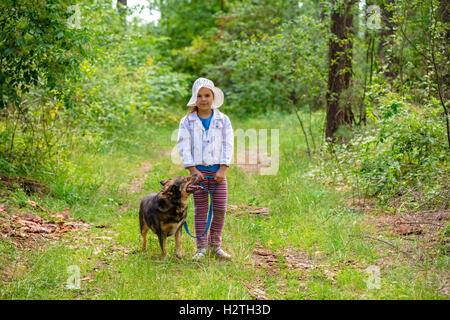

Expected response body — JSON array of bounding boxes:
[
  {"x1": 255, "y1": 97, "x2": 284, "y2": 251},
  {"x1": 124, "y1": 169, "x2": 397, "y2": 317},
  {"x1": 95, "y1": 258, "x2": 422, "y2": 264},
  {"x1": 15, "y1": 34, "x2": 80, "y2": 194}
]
[
  {"x1": 196, "y1": 170, "x2": 205, "y2": 182},
  {"x1": 187, "y1": 167, "x2": 204, "y2": 182},
  {"x1": 214, "y1": 169, "x2": 226, "y2": 184}
]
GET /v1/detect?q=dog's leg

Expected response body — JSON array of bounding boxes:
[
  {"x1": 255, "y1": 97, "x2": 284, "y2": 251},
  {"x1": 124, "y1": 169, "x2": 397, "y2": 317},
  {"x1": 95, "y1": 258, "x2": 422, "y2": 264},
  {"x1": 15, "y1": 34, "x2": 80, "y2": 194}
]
[
  {"x1": 158, "y1": 233, "x2": 168, "y2": 258},
  {"x1": 174, "y1": 227, "x2": 183, "y2": 259},
  {"x1": 141, "y1": 224, "x2": 149, "y2": 251}
]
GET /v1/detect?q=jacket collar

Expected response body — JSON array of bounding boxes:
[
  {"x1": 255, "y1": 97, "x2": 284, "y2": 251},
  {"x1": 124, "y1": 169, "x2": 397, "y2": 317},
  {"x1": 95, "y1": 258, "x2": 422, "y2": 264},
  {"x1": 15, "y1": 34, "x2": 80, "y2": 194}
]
[{"x1": 187, "y1": 109, "x2": 223, "y2": 122}]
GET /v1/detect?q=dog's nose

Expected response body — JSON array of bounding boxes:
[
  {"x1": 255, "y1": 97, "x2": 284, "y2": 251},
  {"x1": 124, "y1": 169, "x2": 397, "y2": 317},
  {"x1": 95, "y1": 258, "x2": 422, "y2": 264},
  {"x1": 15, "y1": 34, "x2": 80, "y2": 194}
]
[{"x1": 192, "y1": 173, "x2": 198, "y2": 177}]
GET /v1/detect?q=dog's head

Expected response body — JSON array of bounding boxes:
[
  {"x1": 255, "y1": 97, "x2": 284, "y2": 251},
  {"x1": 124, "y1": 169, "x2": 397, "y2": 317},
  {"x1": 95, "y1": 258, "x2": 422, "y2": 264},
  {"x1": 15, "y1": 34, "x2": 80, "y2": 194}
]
[{"x1": 159, "y1": 174, "x2": 201, "y2": 200}]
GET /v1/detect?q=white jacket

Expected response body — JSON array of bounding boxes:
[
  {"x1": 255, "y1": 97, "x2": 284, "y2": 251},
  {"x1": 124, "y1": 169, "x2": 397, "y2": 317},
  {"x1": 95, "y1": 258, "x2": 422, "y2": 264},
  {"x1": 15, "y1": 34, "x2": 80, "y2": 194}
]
[{"x1": 177, "y1": 110, "x2": 234, "y2": 168}]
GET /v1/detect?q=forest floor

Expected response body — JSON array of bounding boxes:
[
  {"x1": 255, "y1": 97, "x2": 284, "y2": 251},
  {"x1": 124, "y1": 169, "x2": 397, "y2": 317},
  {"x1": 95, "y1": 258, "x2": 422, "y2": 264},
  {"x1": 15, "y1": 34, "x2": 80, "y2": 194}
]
[{"x1": 0, "y1": 113, "x2": 448, "y2": 299}]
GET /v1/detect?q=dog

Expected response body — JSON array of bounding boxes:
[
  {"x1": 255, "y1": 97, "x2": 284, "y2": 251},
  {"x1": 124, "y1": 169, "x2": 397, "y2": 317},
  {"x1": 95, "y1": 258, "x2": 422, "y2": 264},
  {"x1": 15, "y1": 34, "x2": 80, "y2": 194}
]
[{"x1": 139, "y1": 174, "x2": 200, "y2": 258}]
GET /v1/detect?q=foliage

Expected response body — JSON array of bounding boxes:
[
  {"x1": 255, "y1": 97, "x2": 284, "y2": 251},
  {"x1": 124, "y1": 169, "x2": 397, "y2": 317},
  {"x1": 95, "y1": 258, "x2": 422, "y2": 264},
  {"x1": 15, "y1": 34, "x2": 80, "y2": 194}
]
[
  {"x1": 67, "y1": 36, "x2": 189, "y2": 133},
  {"x1": 0, "y1": 0, "x2": 88, "y2": 108},
  {"x1": 150, "y1": 0, "x2": 228, "y2": 51},
  {"x1": 0, "y1": 0, "x2": 189, "y2": 178},
  {"x1": 0, "y1": 89, "x2": 73, "y2": 176},
  {"x1": 312, "y1": 93, "x2": 449, "y2": 210},
  {"x1": 204, "y1": 13, "x2": 328, "y2": 116},
  {"x1": 388, "y1": 0, "x2": 449, "y2": 95},
  {"x1": 159, "y1": 0, "x2": 327, "y2": 116}
]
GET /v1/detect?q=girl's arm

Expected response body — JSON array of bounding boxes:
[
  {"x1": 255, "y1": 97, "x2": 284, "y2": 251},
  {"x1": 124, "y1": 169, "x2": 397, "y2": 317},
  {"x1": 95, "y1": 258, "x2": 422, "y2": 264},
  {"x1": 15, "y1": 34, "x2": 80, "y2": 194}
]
[
  {"x1": 215, "y1": 116, "x2": 233, "y2": 183},
  {"x1": 178, "y1": 119, "x2": 206, "y2": 181},
  {"x1": 219, "y1": 115, "x2": 234, "y2": 167},
  {"x1": 177, "y1": 118, "x2": 195, "y2": 168}
]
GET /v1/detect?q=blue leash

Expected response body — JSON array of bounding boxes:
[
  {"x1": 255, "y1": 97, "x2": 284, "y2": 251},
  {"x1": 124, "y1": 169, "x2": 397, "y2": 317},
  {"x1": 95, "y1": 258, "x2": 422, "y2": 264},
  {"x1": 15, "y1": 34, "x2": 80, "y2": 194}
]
[{"x1": 184, "y1": 175, "x2": 218, "y2": 238}]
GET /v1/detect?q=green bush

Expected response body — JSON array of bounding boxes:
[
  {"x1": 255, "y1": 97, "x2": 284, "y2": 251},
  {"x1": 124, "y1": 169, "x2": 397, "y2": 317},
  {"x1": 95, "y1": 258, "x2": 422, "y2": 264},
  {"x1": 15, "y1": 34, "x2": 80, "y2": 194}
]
[
  {"x1": 312, "y1": 95, "x2": 449, "y2": 210},
  {"x1": 0, "y1": 0, "x2": 88, "y2": 108},
  {"x1": 158, "y1": 0, "x2": 327, "y2": 116},
  {"x1": 0, "y1": 0, "x2": 190, "y2": 179}
]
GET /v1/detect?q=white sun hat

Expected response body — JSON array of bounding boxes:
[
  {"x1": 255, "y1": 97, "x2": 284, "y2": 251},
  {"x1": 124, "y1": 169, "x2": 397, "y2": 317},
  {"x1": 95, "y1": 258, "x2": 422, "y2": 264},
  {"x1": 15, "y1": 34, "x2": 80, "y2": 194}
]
[{"x1": 187, "y1": 77, "x2": 224, "y2": 109}]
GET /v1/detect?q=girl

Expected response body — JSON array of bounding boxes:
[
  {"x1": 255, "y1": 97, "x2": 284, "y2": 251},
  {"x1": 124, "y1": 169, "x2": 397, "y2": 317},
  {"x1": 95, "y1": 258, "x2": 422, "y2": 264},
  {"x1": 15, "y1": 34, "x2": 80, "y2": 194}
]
[{"x1": 177, "y1": 77, "x2": 234, "y2": 260}]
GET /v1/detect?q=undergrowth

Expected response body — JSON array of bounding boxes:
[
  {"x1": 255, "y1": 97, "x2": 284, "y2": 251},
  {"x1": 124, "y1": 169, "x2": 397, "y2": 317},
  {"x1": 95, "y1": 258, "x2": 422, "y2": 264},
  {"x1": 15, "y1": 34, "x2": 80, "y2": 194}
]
[{"x1": 310, "y1": 94, "x2": 449, "y2": 212}]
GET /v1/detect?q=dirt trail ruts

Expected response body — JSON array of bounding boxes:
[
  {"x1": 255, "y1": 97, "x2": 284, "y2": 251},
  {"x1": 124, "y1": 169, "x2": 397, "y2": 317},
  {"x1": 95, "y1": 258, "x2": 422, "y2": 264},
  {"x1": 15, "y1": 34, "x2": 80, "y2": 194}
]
[
  {"x1": 126, "y1": 161, "x2": 153, "y2": 194},
  {"x1": 244, "y1": 244, "x2": 362, "y2": 299}
]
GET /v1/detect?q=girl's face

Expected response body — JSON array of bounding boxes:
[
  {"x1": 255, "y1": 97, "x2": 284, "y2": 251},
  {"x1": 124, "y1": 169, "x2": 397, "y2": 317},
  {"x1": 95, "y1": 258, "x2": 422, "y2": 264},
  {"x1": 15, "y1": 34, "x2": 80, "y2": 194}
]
[{"x1": 196, "y1": 87, "x2": 214, "y2": 112}]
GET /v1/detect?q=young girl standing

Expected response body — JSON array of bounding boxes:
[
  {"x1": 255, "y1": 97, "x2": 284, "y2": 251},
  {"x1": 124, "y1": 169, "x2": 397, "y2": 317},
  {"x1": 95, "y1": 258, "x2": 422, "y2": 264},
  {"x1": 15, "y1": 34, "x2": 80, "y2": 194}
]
[{"x1": 177, "y1": 77, "x2": 234, "y2": 260}]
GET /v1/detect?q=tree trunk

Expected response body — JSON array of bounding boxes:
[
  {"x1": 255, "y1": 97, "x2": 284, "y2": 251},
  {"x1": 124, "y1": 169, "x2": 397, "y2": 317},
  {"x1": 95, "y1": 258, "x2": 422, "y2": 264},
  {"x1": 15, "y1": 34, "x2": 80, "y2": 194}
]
[
  {"x1": 325, "y1": 0, "x2": 357, "y2": 141},
  {"x1": 438, "y1": 0, "x2": 450, "y2": 147},
  {"x1": 117, "y1": 0, "x2": 127, "y2": 29},
  {"x1": 439, "y1": 0, "x2": 449, "y2": 90},
  {"x1": 378, "y1": 0, "x2": 398, "y2": 79}
]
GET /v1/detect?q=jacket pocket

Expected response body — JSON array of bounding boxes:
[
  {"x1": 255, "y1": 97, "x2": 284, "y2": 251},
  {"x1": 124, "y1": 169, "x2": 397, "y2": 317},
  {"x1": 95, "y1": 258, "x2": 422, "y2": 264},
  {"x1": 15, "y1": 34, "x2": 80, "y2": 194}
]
[
  {"x1": 211, "y1": 129, "x2": 223, "y2": 162},
  {"x1": 213, "y1": 119, "x2": 224, "y2": 129}
]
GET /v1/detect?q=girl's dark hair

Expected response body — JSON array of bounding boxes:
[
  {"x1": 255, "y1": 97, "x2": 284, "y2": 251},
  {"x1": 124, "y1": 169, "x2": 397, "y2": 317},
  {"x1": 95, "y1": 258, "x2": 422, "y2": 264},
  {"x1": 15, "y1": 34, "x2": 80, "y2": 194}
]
[{"x1": 187, "y1": 105, "x2": 198, "y2": 115}]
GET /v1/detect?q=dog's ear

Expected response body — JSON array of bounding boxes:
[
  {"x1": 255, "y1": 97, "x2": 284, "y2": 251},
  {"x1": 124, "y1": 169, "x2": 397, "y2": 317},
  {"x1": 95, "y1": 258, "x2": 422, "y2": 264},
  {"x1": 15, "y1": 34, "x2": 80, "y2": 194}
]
[{"x1": 160, "y1": 179, "x2": 170, "y2": 186}]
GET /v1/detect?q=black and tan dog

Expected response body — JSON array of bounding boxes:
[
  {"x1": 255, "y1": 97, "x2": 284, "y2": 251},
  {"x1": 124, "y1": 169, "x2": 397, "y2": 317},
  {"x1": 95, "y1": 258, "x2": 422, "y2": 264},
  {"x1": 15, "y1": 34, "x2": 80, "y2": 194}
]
[{"x1": 139, "y1": 174, "x2": 199, "y2": 258}]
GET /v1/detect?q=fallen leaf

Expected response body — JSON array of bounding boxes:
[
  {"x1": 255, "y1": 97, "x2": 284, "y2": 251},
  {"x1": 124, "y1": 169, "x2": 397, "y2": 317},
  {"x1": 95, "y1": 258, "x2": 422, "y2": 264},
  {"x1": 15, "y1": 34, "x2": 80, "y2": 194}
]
[
  {"x1": 27, "y1": 200, "x2": 38, "y2": 207},
  {"x1": 51, "y1": 208, "x2": 71, "y2": 220},
  {"x1": 228, "y1": 204, "x2": 270, "y2": 218},
  {"x1": 394, "y1": 220, "x2": 423, "y2": 235},
  {"x1": 243, "y1": 282, "x2": 269, "y2": 300},
  {"x1": 95, "y1": 224, "x2": 112, "y2": 229},
  {"x1": 26, "y1": 200, "x2": 51, "y2": 215},
  {"x1": 80, "y1": 276, "x2": 94, "y2": 283}
]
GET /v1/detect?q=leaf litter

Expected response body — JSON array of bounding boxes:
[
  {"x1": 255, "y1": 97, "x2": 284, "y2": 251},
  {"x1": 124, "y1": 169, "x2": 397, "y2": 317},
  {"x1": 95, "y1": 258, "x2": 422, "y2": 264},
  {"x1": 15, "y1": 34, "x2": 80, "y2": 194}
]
[
  {"x1": 0, "y1": 200, "x2": 91, "y2": 250},
  {"x1": 227, "y1": 204, "x2": 270, "y2": 218},
  {"x1": 0, "y1": 201, "x2": 134, "y2": 294},
  {"x1": 245, "y1": 243, "x2": 364, "y2": 299}
]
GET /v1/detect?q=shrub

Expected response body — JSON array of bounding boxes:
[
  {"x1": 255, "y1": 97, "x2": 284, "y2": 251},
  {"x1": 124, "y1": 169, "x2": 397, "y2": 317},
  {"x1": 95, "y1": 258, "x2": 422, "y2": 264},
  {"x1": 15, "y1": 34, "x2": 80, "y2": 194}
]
[{"x1": 311, "y1": 95, "x2": 449, "y2": 210}]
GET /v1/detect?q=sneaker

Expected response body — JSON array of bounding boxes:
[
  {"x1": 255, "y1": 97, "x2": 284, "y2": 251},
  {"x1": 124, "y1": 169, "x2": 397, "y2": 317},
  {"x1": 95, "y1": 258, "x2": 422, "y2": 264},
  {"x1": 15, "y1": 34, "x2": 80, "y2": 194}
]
[
  {"x1": 192, "y1": 248, "x2": 207, "y2": 261},
  {"x1": 214, "y1": 248, "x2": 232, "y2": 261}
]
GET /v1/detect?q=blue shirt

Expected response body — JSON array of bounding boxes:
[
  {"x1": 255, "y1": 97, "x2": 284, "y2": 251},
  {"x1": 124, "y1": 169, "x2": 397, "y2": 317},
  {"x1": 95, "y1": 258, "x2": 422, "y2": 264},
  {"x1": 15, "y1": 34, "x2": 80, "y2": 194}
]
[
  {"x1": 198, "y1": 109, "x2": 213, "y2": 130},
  {"x1": 196, "y1": 110, "x2": 220, "y2": 171}
]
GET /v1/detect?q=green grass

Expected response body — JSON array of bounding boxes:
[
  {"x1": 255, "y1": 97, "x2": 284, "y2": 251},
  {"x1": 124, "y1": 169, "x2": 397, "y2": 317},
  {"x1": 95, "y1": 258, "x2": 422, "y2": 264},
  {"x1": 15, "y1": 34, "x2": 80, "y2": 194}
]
[{"x1": 0, "y1": 110, "x2": 448, "y2": 300}]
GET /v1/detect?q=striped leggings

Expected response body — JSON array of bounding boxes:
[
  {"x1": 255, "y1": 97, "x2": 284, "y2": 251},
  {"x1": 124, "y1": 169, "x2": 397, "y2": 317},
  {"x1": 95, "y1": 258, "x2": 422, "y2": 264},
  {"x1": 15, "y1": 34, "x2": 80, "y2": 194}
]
[{"x1": 192, "y1": 170, "x2": 228, "y2": 250}]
